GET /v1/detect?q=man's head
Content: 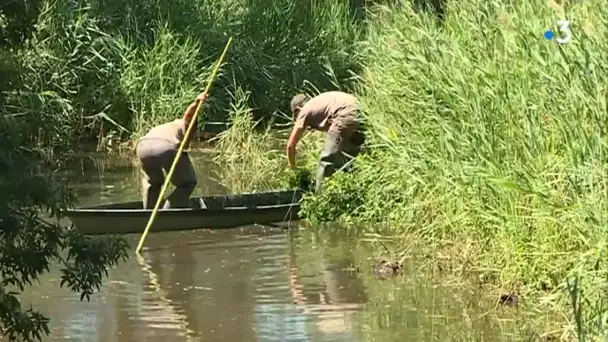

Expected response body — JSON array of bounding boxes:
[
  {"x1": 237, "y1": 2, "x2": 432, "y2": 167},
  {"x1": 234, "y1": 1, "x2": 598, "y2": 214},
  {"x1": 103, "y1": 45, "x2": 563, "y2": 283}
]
[{"x1": 290, "y1": 94, "x2": 310, "y2": 121}]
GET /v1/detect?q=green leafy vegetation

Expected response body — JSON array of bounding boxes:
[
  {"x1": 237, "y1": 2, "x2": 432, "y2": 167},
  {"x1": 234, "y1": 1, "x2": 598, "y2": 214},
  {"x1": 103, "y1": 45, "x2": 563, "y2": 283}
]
[
  {"x1": 1, "y1": 2, "x2": 129, "y2": 341},
  {"x1": 0, "y1": 115, "x2": 130, "y2": 341}
]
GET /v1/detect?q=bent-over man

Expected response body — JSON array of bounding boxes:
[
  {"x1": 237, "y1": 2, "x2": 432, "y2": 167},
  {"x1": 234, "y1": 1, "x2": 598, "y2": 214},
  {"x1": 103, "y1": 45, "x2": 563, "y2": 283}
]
[
  {"x1": 286, "y1": 91, "x2": 365, "y2": 193},
  {"x1": 136, "y1": 92, "x2": 208, "y2": 209}
]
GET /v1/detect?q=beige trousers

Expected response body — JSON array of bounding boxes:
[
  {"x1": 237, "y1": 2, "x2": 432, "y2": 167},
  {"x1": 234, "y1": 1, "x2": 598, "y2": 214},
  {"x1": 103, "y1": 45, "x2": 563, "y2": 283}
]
[{"x1": 136, "y1": 138, "x2": 197, "y2": 209}]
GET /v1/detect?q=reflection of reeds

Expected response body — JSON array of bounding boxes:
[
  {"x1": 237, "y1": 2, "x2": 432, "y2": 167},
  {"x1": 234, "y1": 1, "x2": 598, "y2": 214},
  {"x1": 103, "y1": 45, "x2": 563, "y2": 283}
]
[
  {"x1": 136, "y1": 253, "x2": 196, "y2": 340},
  {"x1": 286, "y1": 231, "x2": 360, "y2": 336}
]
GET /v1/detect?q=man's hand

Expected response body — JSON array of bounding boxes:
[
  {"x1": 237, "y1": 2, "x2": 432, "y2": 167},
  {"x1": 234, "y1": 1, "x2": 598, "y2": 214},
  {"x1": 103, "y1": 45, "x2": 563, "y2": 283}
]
[
  {"x1": 196, "y1": 92, "x2": 208, "y2": 102},
  {"x1": 183, "y1": 92, "x2": 208, "y2": 124},
  {"x1": 286, "y1": 127, "x2": 304, "y2": 170}
]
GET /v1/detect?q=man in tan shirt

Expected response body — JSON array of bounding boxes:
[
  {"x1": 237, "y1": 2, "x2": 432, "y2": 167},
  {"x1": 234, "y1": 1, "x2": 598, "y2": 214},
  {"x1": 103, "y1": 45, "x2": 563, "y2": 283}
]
[
  {"x1": 286, "y1": 91, "x2": 365, "y2": 193},
  {"x1": 136, "y1": 92, "x2": 208, "y2": 209}
]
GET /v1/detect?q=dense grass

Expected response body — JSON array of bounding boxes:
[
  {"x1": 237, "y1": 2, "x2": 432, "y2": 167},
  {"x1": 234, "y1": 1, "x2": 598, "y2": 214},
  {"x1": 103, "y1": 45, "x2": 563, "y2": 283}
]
[
  {"x1": 1, "y1": 0, "x2": 363, "y2": 148},
  {"x1": 301, "y1": 0, "x2": 608, "y2": 339},
  {"x1": 211, "y1": 86, "x2": 323, "y2": 193}
]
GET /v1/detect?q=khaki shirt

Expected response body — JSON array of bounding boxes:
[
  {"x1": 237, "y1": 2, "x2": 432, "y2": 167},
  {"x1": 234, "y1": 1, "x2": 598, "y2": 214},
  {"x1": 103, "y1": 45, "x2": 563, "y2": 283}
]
[
  {"x1": 140, "y1": 119, "x2": 190, "y2": 146},
  {"x1": 294, "y1": 91, "x2": 359, "y2": 136}
]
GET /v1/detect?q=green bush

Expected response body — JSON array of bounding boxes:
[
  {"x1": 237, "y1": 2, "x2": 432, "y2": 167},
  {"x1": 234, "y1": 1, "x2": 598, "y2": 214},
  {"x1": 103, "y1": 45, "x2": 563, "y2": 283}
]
[{"x1": 0, "y1": 3, "x2": 130, "y2": 340}]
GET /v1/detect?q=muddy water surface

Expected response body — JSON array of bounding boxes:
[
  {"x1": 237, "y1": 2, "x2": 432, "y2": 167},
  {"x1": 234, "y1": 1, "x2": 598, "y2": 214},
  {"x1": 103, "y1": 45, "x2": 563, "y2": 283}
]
[{"x1": 14, "y1": 152, "x2": 529, "y2": 341}]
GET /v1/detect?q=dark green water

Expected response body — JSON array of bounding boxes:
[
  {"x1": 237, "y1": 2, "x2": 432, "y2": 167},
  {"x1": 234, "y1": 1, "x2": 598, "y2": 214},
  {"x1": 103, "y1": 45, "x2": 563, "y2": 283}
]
[{"x1": 12, "y1": 152, "x2": 528, "y2": 341}]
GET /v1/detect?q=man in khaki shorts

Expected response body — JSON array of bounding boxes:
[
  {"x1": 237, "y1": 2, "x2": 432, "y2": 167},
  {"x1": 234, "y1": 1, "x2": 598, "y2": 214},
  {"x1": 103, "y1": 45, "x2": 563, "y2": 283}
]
[
  {"x1": 135, "y1": 92, "x2": 208, "y2": 209},
  {"x1": 286, "y1": 91, "x2": 365, "y2": 193}
]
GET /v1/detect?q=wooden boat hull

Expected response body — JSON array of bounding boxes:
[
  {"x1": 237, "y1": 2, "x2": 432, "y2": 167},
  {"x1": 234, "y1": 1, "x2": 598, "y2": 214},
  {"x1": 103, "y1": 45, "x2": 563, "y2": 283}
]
[{"x1": 64, "y1": 190, "x2": 303, "y2": 235}]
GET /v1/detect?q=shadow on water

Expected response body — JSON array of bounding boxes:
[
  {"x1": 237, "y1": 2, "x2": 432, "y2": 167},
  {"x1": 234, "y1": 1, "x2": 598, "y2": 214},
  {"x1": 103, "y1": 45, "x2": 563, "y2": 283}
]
[{"x1": 13, "y1": 153, "x2": 533, "y2": 341}]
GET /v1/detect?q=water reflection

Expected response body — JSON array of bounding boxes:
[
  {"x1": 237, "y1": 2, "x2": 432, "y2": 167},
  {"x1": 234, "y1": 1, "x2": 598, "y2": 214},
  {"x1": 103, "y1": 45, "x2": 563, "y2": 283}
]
[
  {"x1": 14, "y1": 226, "x2": 369, "y2": 342},
  {"x1": 139, "y1": 228, "x2": 368, "y2": 342},
  {"x1": 284, "y1": 229, "x2": 366, "y2": 341}
]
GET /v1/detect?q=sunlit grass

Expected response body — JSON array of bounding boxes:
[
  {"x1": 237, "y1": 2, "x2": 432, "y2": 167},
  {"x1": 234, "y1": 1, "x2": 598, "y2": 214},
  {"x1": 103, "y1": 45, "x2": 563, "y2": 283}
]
[
  {"x1": 211, "y1": 87, "x2": 322, "y2": 193},
  {"x1": 2, "y1": 0, "x2": 363, "y2": 149}
]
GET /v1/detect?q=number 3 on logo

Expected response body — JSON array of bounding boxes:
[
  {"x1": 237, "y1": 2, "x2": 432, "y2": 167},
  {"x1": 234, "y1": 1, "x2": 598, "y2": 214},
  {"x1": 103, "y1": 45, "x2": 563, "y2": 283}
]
[{"x1": 556, "y1": 20, "x2": 572, "y2": 44}]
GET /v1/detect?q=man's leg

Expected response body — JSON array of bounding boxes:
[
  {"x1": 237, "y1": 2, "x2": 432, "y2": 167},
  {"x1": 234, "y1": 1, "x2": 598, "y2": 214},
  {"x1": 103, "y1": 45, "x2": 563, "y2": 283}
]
[
  {"x1": 341, "y1": 129, "x2": 365, "y2": 172},
  {"x1": 349, "y1": 129, "x2": 365, "y2": 155},
  {"x1": 315, "y1": 132, "x2": 348, "y2": 194},
  {"x1": 315, "y1": 126, "x2": 367, "y2": 193},
  {"x1": 164, "y1": 151, "x2": 198, "y2": 208},
  {"x1": 137, "y1": 144, "x2": 166, "y2": 209},
  {"x1": 141, "y1": 172, "x2": 164, "y2": 209}
]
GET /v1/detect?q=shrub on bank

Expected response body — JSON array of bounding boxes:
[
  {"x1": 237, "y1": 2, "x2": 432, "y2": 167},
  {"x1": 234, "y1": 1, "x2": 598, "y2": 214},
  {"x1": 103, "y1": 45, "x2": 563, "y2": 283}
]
[{"x1": 303, "y1": 0, "x2": 608, "y2": 338}]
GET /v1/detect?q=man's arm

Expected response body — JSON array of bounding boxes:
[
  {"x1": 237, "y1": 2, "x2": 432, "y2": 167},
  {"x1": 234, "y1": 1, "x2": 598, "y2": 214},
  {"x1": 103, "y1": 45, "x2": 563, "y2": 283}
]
[
  {"x1": 183, "y1": 102, "x2": 198, "y2": 122},
  {"x1": 183, "y1": 92, "x2": 208, "y2": 148},
  {"x1": 286, "y1": 127, "x2": 304, "y2": 169},
  {"x1": 183, "y1": 92, "x2": 208, "y2": 123}
]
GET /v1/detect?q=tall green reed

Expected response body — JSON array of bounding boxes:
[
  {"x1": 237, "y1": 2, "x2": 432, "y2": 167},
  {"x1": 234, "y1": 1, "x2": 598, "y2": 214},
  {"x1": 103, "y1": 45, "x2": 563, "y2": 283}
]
[
  {"x1": 211, "y1": 87, "x2": 289, "y2": 193},
  {"x1": 305, "y1": 0, "x2": 607, "y2": 338},
  {"x1": 1, "y1": 0, "x2": 364, "y2": 149}
]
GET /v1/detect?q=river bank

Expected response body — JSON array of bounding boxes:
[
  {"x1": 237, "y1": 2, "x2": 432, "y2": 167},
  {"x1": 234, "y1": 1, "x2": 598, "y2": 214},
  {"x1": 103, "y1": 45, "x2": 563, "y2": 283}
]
[
  {"x1": 299, "y1": 1, "x2": 608, "y2": 340},
  {"x1": 206, "y1": 1, "x2": 607, "y2": 339}
]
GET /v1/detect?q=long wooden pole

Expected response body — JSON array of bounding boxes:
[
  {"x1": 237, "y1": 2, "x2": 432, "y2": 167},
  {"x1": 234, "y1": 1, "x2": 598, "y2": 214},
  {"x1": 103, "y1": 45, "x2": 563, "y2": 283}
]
[{"x1": 135, "y1": 37, "x2": 233, "y2": 254}]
